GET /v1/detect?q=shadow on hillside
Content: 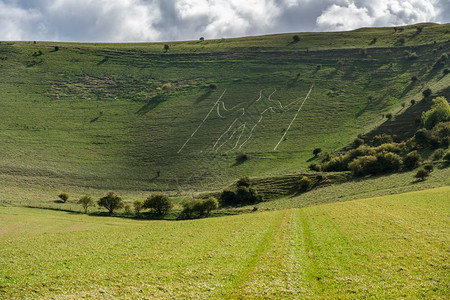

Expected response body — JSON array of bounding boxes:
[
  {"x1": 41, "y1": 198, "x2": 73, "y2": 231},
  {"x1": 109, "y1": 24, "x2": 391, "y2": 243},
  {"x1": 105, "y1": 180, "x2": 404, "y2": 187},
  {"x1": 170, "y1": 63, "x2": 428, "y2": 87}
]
[
  {"x1": 97, "y1": 56, "x2": 109, "y2": 65},
  {"x1": 196, "y1": 90, "x2": 212, "y2": 103},
  {"x1": 136, "y1": 94, "x2": 168, "y2": 115}
]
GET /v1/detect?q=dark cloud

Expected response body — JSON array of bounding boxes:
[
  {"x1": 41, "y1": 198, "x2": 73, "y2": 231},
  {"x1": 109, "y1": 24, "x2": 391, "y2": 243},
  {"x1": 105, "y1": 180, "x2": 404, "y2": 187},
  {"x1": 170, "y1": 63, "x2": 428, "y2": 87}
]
[{"x1": 0, "y1": 0, "x2": 448, "y2": 42}]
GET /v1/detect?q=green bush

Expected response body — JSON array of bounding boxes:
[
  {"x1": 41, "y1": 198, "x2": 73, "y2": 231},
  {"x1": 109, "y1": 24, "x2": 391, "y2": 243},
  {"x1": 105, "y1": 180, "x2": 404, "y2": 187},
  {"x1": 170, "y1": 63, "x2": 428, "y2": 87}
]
[
  {"x1": 415, "y1": 169, "x2": 429, "y2": 181},
  {"x1": 179, "y1": 197, "x2": 219, "y2": 219},
  {"x1": 77, "y1": 195, "x2": 94, "y2": 213},
  {"x1": 133, "y1": 200, "x2": 144, "y2": 215},
  {"x1": 124, "y1": 204, "x2": 132, "y2": 215},
  {"x1": 414, "y1": 128, "x2": 430, "y2": 147},
  {"x1": 443, "y1": 151, "x2": 450, "y2": 163},
  {"x1": 371, "y1": 134, "x2": 393, "y2": 146},
  {"x1": 431, "y1": 148, "x2": 445, "y2": 161},
  {"x1": 308, "y1": 163, "x2": 321, "y2": 172},
  {"x1": 348, "y1": 155, "x2": 378, "y2": 176},
  {"x1": 403, "y1": 151, "x2": 421, "y2": 169},
  {"x1": 144, "y1": 194, "x2": 173, "y2": 216},
  {"x1": 220, "y1": 186, "x2": 261, "y2": 206},
  {"x1": 376, "y1": 152, "x2": 402, "y2": 173},
  {"x1": 423, "y1": 163, "x2": 434, "y2": 173},
  {"x1": 98, "y1": 192, "x2": 124, "y2": 215},
  {"x1": 422, "y1": 88, "x2": 432, "y2": 98},
  {"x1": 313, "y1": 148, "x2": 322, "y2": 156},
  {"x1": 421, "y1": 97, "x2": 450, "y2": 129},
  {"x1": 58, "y1": 192, "x2": 69, "y2": 203},
  {"x1": 321, "y1": 155, "x2": 348, "y2": 172},
  {"x1": 236, "y1": 176, "x2": 251, "y2": 187},
  {"x1": 298, "y1": 176, "x2": 314, "y2": 193}
]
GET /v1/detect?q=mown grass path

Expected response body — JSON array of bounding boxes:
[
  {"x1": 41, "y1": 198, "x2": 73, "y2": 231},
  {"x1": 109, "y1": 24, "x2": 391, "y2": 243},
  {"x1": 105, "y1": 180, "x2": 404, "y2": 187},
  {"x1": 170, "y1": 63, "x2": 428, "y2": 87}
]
[{"x1": 0, "y1": 187, "x2": 448, "y2": 298}]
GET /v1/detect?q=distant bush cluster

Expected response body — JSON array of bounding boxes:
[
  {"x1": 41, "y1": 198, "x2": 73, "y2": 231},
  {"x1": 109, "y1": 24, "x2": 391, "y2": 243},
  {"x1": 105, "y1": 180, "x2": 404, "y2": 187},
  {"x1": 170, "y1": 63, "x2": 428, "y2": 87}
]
[
  {"x1": 220, "y1": 177, "x2": 262, "y2": 206},
  {"x1": 68, "y1": 191, "x2": 220, "y2": 220},
  {"x1": 314, "y1": 97, "x2": 450, "y2": 180}
]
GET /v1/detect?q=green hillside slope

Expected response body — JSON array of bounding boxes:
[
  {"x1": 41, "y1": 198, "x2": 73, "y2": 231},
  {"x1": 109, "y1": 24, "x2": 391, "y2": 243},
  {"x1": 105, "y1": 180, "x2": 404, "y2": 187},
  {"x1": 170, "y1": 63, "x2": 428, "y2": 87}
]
[
  {"x1": 0, "y1": 187, "x2": 448, "y2": 298},
  {"x1": 0, "y1": 23, "x2": 449, "y2": 194}
]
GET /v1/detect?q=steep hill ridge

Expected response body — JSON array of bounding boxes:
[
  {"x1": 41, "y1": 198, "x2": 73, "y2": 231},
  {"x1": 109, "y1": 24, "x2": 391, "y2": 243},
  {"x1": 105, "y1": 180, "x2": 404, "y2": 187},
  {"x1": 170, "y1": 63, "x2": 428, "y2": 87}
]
[{"x1": 0, "y1": 23, "x2": 449, "y2": 197}]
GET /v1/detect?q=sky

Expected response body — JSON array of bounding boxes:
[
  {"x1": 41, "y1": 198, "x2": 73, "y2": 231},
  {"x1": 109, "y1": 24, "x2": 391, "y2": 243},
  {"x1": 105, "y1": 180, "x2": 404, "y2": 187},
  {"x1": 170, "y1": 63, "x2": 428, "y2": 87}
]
[{"x1": 0, "y1": 0, "x2": 449, "y2": 42}]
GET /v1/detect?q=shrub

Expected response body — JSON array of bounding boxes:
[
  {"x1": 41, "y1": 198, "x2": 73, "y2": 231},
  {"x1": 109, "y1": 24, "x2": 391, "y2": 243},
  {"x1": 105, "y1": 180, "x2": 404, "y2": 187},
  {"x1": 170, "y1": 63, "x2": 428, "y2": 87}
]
[
  {"x1": 180, "y1": 197, "x2": 218, "y2": 219},
  {"x1": 386, "y1": 113, "x2": 393, "y2": 120},
  {"x1": 313, "y1": 148, "x2": 322, "y2": 156},
  {"x1": 58, "y1": 192, "x2": 69, "y2": 203},
  {"x1": 220, "y1": 190, "x2": 237, "y2": 206},
  {"x1": 423, "y1": 163, "x2": 434, "y2": 173},
  {"x1": 124, "y1": 204, "x2": 132, "y2": 215},
  {"x1": 220, "y1": 186, "x2": 261, "y2": 207},
  {"x1": 374, "y1": 142, "x2": 404, "y2": 154},
  {"x1": 411, "y1": 75, "x2": 418, "y2": 81},
  {"x1": 397, "y1": 37, "x2": 406, "y2": 44},
  {"x1": 321, "y1": 155, "x2": 348, "y2": 172},
  {"x1": 78, "y1": 195, "x2": 94, "y2": 213},
  {"x1": 414, "y1": 128, "x2": 430, "y2": 147},
  {"x1": 352, "y1": 137, "x2": 364, "y2": 148},
  {"x1": 293, "y1": 35, "x2": 300, "y2": 42},
  {"x1": 235, "y1": 152, "x2": 250, "y2": 162},
  {"x1": 421, "y1": 97, "x2": 450, "y2": 129},
  {"x1": 376, "y1": 152, "x2": 402, "y2": 173},
  {"x1": 144, "y1": 194, "x2": 173, "y2": 216},
  {"x1": 443, "y1": 151, "x2": 450, "y2": 163},
  {"x1": 209, "y1": 83, "x2": 217, "y2": 91},
  {"x1": 415, "y1": 169, "x2": 429, "y2": 181},
  {"x1": 371, "y1": 134, "x2": 393, "y2": 146},
  {"x1": 298, "y1": 176, "x2": 313, "y2": 193},
  {"x1": 416, "y1": 26, "x2": 423, "y2": 33},
  {"x1": 403, "y1": 151, "x2": 421, "y2": 169},
  {"x1": 54, "y1": 46, "x2": 59, "y2": 51},
  {"x1": 348, "y1": 155, "x2": 378, "y2": 176},
  {"x1": 236, "y1": 176, "x2": 251, "y2": 187},
  {"x1": 98, "y1": 192, "x2": 124, "y2": 215},
  {"x1": 422, "y1": 88, "x2": 432, "y2": 98},
  {"x1": 308, "y1": 163, "x2": 321, "y2": 172},
  {"x1": 410, "y1": 99, "x2": 416, "y2": 105},
  {"x1": 133, "y1": 200, "x2": 144, "y2": 215},
  {"x1": 199, "y1": 37, "x2": 204, "y2": 41},
  {"x1": 163, "y1": 44, "x2": 169, "y2": 52},
  {"x1": 444, "y1": 68, "x2": 450, "y2": 75},
  {"x1": 431, "y1": 148, "x2": 445, "y2": 161}
]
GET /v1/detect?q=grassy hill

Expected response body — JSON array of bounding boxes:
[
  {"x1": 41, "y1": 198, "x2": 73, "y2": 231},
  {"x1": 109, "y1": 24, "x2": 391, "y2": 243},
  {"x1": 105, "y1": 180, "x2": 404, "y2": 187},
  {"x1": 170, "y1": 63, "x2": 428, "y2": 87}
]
[
  {"x1": 0, "y1": 187, "x2": 448, "y2": 298},
  {"x1": 0, "y1": 23, "x2": 449, "y2": 199}
]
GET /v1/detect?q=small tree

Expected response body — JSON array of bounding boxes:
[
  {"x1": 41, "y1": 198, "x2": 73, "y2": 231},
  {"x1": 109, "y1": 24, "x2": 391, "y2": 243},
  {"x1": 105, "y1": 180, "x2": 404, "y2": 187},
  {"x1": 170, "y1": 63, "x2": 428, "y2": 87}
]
[
  {"x1": 421, "y1": 97, "x2": 450, "y2": 129},
  {"x1": 298, "y1": 176, "x2": 313, "y2": 192},
  {"x1": 144, "y1": 193, "x2": 173, "y2": 216},
  {"x1": 236, "y1": 176, "x2": 251, "y2": 187},
  {"x1": 98, "y1": 192, "x2": 124, "y2": 215},
  {"x1": 133, "y1": 200, "x2": 144, "y2": 215},
  {"x1": 293, "y1": 35, "x2": 300, "y2": 42},
  {"x1": 78, "y1": 195, "x2": 94, "y2": 214},
  {"x1": 163, "y1": 44, "x2": 169, "y2": 52},
  {"x1": 58, "y1": 193, "x2": 69, "y2": 203},
  {"x1": 422, "y1": 88, "x2": 432, "y2": 98},
  {"x1": 403, "y1": 151, "x2": 421, "y2": 169},
  {"x1": 313, "y1": 148, "x2": 322, "y2": 157},
  {"x1": 415, "y1": 169, "x2": 429, "y2": 181}
]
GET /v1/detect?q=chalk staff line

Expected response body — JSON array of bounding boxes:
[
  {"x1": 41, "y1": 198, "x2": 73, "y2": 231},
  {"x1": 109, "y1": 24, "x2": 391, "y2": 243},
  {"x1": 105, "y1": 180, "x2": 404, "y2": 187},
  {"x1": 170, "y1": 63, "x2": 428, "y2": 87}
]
[
  {"x1": 273, "y1": 85, "x2": 313, "y2": 151},
  {"x1": 177, "y1": 89, "x2": 227, "y2": 154}
]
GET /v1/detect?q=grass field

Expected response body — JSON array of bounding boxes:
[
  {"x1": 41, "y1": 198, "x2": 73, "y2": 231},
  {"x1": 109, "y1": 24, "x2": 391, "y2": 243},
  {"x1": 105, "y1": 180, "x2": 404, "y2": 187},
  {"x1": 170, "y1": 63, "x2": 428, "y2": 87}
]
[
  {"x1": 0, "y1": 23, "x2": 449, "y2": 196},
  {"x1": 0, "y1": 187, "x2": 448, "y2": 299}
]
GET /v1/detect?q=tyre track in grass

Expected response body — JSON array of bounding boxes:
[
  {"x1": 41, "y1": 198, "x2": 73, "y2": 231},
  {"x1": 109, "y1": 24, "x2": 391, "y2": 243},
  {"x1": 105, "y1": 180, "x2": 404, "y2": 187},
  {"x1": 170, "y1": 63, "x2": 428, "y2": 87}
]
[
  {"x1": 298, "y1": 209, "x2": 323, "y2": 295},
  {"x1": 217, "y1": 210, "x2": 288, "y2": 299}
]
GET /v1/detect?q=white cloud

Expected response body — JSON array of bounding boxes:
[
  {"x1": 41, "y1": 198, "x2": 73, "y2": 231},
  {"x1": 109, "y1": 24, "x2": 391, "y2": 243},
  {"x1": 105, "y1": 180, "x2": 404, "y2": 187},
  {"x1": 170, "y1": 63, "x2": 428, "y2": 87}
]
[
  {"x1": 0, "y1": 0, "x2": 448, "y2": 42},
  {"x1": 316, "y1": 0, "x2": 441, "y2": 31}
]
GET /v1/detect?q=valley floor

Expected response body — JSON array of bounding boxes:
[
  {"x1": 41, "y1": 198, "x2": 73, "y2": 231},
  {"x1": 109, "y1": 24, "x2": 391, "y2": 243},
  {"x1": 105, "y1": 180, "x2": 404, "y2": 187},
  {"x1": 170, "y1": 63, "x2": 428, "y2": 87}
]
[{"x1": 0, "y1": 187, "x2": 448, "y2": 299}]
